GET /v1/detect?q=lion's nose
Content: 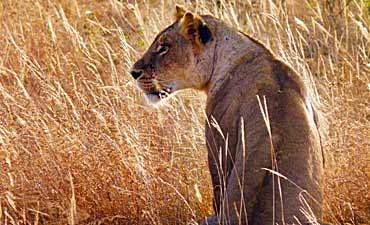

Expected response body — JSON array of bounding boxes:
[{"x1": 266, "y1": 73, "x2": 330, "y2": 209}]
[{"x1": 130, "y1": 69, "x2": 143, "y2": 80}]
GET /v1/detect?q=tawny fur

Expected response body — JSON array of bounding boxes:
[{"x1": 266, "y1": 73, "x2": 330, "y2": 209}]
[{"x1": 131, "y1": 6, "x2": 323, "y2": 225}]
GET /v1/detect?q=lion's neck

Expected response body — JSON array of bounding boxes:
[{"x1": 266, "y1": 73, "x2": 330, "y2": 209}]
[{"x1": 204, "y1": 22, "x2": 261, "y2": 99}]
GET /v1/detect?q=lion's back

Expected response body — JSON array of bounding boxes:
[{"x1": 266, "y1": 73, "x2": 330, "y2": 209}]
[{"x1": 205, "y1": 53, "x2": 323, "y2": 223}]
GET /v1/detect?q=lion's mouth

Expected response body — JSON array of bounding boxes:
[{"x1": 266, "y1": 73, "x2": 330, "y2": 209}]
[
  {"x1": 149, "y1": 87, "x2": 172, "y2": 99},
  {"x1": 136, "y1": 78, "x2": 176, "y2": 103},
  {"x1": 143, "y1": 85, "x2": 175, "y2": 103}
]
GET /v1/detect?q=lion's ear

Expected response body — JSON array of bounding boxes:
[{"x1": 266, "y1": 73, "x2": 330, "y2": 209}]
[
  {"x1": 198, "y1": 21, "x2": 213, "y2": 45},
  {"x1": 175, "y1": 5, "x2": 186, "y2": 21},
  {"x1": 179, "y1": 12, "x2": 213, "y2": 50}
]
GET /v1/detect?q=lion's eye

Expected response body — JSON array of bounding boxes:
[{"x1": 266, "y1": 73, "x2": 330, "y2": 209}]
[{"x1": 156, "y1": 45, "x2": 169, "y2": 56}]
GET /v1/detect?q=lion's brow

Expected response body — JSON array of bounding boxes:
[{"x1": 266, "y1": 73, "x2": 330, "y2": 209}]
[{"x1": 149, "y1": 21, "x2": 178, "y2": 48}]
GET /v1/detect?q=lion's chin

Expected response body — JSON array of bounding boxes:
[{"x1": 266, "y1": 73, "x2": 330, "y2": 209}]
[{"x1": 144, "y1": 93, "x2": 162, "y2": 104}]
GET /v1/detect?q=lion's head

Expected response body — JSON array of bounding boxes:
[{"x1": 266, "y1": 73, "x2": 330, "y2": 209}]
[{"x1": 130, "y1": 6, "x2": 214, "y2": 103}]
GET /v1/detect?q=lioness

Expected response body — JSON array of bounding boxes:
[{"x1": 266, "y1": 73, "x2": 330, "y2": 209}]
[{"x1": 130, "y1": 6, "x2": 323, "y2": 225}]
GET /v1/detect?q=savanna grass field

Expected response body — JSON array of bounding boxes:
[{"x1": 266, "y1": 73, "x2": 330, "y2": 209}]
[{"x1": 0, "y1": 0, "x2": 369, "y2": 224}]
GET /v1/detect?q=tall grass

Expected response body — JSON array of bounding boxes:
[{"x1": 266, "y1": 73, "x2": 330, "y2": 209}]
[{"x1": 0, "y1": 0, "x2": 368, "y2": 224}]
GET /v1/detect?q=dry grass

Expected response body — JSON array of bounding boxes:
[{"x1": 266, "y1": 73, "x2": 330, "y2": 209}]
[{"x1": 0, "y1": 0, "x2": 368, "y2": 224}]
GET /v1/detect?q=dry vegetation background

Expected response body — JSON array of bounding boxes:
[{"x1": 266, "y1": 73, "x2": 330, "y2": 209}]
[{"x1": 0, "y1": 0, "x2": 369, "y2": 224}]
